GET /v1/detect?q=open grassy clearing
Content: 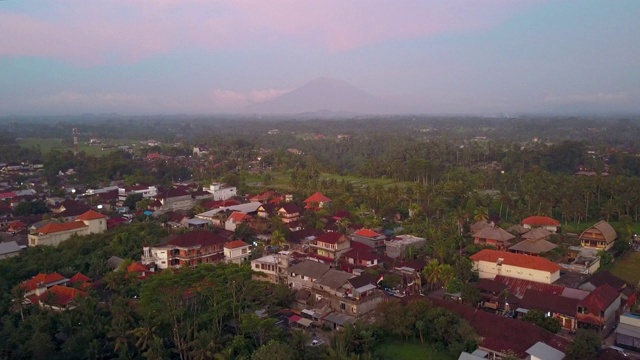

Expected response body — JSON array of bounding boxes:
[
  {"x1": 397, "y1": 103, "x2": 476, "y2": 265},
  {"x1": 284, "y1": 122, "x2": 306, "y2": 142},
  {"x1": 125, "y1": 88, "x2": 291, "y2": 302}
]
[
  {"x1": 609, "y1": 251, "x2": 640, "y2": 287},
  {"x1": 374, "y1": 341, "x2": 454, "y2": 360},
  {"x1": 17, "y1": 137, "x2": 137, "y2": 157}
]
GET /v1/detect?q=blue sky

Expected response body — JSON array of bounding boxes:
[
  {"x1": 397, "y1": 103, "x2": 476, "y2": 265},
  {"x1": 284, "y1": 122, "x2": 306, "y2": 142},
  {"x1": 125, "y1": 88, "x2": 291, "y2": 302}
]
[{"x1": 0, "y1": 0, "x2": 638, "y2": 114}]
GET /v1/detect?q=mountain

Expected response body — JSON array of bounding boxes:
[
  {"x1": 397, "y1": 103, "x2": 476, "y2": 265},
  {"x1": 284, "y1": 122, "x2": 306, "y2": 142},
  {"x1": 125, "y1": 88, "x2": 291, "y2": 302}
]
[{"x1": 246, "y1": 77, "x2": 399, "y2": 114}]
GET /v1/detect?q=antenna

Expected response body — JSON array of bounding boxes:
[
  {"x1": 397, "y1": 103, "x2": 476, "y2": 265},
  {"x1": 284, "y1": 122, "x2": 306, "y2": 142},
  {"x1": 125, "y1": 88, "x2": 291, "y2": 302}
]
[{"x1": 73, "y1": 128, "x2": 79, "y2": 156}]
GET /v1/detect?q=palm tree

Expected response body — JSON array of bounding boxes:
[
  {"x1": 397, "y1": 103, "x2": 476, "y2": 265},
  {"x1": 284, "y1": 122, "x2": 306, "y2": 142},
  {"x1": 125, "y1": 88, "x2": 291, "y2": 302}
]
[
  {"x1": 270, "y1": 230, "x2": 286, "y2": 249},
  {"x1": 11, "y1": 285, "x2": 27, "y2": 321},
  {"x1": 422, "y1": 260, "x2": 441, "y2": 292}
]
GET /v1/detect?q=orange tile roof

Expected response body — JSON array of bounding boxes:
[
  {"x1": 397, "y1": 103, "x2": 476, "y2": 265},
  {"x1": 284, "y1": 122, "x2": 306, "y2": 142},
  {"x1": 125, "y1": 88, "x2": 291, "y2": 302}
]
[
  {"x1": 354, "y1": 229, "x2": 382, "y2": 238},
  {"x1": 304, "y1": 192, "x2": 331, "y2": 203},
  {"x1": 229, "y1": 211, "x2": 252, "y2": 222},
  {"x1": 470, "y1": 249, "x2": 562, "y2": 273},
  {"x1": 38, "y1": 285, "x2": 85, "y2": 307},
  {"x1": 522, "y1": 216, "x2": 560, "y2": 227},
  {"x1": 69, "y1": 272, "x2": 91, "y2": 284},
  {"x1": 36, "y1": 221, "x2": 87, "y2": 235},
  {"x1": 224, "y1": 240, "x2": 249, "y2": 249},
  {"x1": 21, "y1": 272, "x2": 67, "y2": 291},
  {"x1": 127, "y1": 262, "x2": 148, "y2": 273},
  {"x1": 75, "y1": 209, "x2": 108, "y2": 221}
]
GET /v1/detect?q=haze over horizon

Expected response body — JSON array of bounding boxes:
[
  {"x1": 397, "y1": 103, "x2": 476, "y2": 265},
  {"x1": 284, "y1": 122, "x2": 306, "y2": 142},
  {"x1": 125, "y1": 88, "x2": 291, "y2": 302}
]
[{"x1": 1, "y1": 1, "x2": 639, "y2": 116}]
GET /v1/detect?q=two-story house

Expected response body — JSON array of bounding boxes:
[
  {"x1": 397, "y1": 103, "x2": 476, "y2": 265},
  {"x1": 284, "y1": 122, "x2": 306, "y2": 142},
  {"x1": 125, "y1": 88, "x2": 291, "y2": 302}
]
[
  {"x1": 223, "y1": 240, "x2": 250, "y2": 264},
  {"x1": 251, "y1": 251, "x2": 290, "y2": 284},
  {"x1": 522, "y1": 216, "x2": 561, "y2": 233},
  {"x1": 142, "y1": 230, "x2": 228, "y2": 269},
  {"x1": 225, "y1": 211, "x2": 253, "y2": 232},
  {"x1": 470, "y1": 249, "x2": 562, "y2": 284},
  {"x1": 304, "y1": 192, "x2": 331, "y2": 210},
  {"x1": 155, "y1": 187, "x2": 195, "y2": 212},
  {"x1": 579, "y1": 220, "x2": 617, "y2": 251},
  {"x1": 287, "y1": 260, "x2": 330, "y2": 290},
  {"x1": 277, "y1": 204, "x2": 302, "y2": 223},
  {"x1": 310, "y1": 232, "x2": 351, "y2": 260},
  {"x1": 519, "y1": 289, "x2": 579, "y2": 331},
  {"x1": 351, "y1": 229, "x2": 386, "y2": 249},
  {"x1": 385, "y1": 234, "x2": 426, "y2": 259},
  {"x1": 342, "y1": 242, "x2": 380, "y2": 268},
  {"x1": 206, "y1": 183, "x2": 237, "y2": 201},
  {"x1": 577, "y1": 284, "x2": 621, "y2": 334},
  {"x1": 472, "y1": 226, "x2": 515, "y2": 250},
  {"x1": 28, "y1": 209, "x2": 108, "y2": 247}
]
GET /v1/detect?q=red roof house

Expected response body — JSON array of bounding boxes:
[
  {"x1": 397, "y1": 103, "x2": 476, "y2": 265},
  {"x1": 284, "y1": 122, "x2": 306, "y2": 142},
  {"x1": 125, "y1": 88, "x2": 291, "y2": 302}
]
[
  {"x1": 470, "y1": 249, "x2": 562, "y2": 284},
  {"x1": 304, "y1": 192, "x2": 331, "y2": 210},
  {"x1": 38, "y1": 285, "x2": 86, "y2": 310}
]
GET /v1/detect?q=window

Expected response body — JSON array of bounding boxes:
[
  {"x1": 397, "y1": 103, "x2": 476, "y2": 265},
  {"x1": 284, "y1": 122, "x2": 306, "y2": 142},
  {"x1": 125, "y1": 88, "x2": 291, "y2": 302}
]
[
  {"x1": 340, "y1": 302, "x2": 346, "y2": 310},
  {"x1": 242, "y1": 248, "x2": 247, "y2": 254},
  {"x1": 255, "y1": 264, "x2": 259, "y2": 269}
]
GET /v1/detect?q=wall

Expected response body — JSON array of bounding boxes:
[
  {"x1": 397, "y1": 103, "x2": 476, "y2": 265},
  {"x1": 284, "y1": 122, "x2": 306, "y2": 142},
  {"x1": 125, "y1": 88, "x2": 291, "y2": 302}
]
[{"x1": 474, "y1": 260, "x2": 560, "y2": 284}]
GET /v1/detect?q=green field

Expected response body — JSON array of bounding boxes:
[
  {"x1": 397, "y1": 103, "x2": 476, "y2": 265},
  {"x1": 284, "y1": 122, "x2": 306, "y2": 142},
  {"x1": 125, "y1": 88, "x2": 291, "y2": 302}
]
[
  {"x1": 374, "y1": 341, "x2": 454, "y2": 360},
  {"x1": 609, "y1": 251, "x2": 640, "y2": 287},
  {"x1": 18, "y1": 137, "x2": 135, "y2": 157}
]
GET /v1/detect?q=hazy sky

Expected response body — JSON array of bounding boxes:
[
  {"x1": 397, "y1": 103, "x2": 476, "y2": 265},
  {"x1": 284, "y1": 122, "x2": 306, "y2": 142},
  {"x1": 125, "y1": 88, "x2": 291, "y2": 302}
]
[{"x1": 1, "y1": 0, "x2": 639, "y2": 115}]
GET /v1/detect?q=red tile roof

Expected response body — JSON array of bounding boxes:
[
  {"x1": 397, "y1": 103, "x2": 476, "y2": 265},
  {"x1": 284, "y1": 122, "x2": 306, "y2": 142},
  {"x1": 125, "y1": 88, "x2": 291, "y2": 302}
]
[
  {"x1": 224, "y1": 240, "x2": 249, "y2": 249},
  {"x1": 228, "y1": 211, "x2": 252, "y2": 223},
  {"x1": 522, "y1": 216, "x2": 560, "y2": 227},
  {"x1": 165, "y1": 230, "x2": 228, "y2": 248},
  {"x1": 470, "y1": 249, "x2": 562, "y2": 273},
  {"x1": 343, "y1": 246, "x2": 379, "y2": 262},
  {"x1": 75, "y1": 209, "x2": 107, "y2": 221},
  {"x1": 69, "y1": 272, "x2": 91, "y2": 284},
  {"x1": 493, "y1": 275, "x2": 564, "y2": 298},
  {"x1": 354, "y1": 228, "x2": 382, "y2": 238},
  {"x1": 21, "y1": 272, "x2": 67, "y2": 291},
  {"x1": 315, "y1": 232, "x2": 346, "y2": 245},
  {"x1": 36, "y1": 221, "x2": 87, "y2": 235},
  {"x1": 127, "y1": 262, "x2": 148, "y2": 273},
  {"x1": 304, "y1": 192, "x2": 331, "y2": 203},
  {"x1": 579, "y1": 284, "x2": 620, "y2": 311},
  {"x1": 38, "y1": 285, "x2": 85, "y2": 307}
]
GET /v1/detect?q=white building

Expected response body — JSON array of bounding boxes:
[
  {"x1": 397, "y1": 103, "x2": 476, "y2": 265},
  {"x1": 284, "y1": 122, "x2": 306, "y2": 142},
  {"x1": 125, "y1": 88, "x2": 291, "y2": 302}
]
[
  {"x1": 28, "y1": 210, "x2": 108, "y2": 247},
  {"x1": 470, "y1": 249, "x2": 562, "y2": 284},
  {"x1": 251, "y1": 251, "x2": 290, "y2": 283},
  {"x1": 385, "y1": 234, "x2": 427, "y2": 258},
  {"x1": 224, "y1": 240, "x2": 250, "y2": 264},
  {"x1": 206, "y1": 183, "x2": 237, "y2": 201}
]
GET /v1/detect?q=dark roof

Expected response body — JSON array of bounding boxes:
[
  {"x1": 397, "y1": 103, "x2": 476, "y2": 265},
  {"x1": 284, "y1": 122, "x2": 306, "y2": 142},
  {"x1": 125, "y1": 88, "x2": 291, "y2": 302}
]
[
  {"x1": 476, "y1": 279, "x2": 508, "y2": 294},
  {"x1": 579, "y1": 284, "x2": 620, "y2": 311},
  {"x1": 165, "y1": 230, "x2": 228, "y2": 248},
  {"x1": 585, "y1": 270, "x2": 627, "y2": 291},
  {"x1": 288, "y1": 228, "x2": 325, "y2": 244},
  {"x1": 279, "y1": 204, "x2": 302, "y2": 214},
  {"x1": 54, "y1": 206, "x2": 92, "y2": 218},
  {"x1": 428, "y1": 297, "x2": 570, "y2": 358},
  {"x1": 520, "y1": 289, "x2": 578, "y2": 316},
  {"x1": 315, "y1": 232, "x2": 346, "y2": 245},
  {"x1": 258, "y1": 203, "x2": 277, "y2": 214},
  {"x1": 157, "y1": 187, "x2": 191, "y2": 199},
  {"x1": 347, "y1": 273, "x2": 377, "y2": 289},
  {"x1": 343, "y1": 244, "x2": 379, "y2": 262}
]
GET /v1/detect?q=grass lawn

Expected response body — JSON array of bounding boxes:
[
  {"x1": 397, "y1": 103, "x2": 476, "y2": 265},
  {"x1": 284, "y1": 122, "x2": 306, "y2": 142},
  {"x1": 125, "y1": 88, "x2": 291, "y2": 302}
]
[
  {"x1": 374, "y1": 341, "x2": 454, "y2": 360},
  {"x1": 609, "y1": 251, "x2": 640, "y2": 287}
]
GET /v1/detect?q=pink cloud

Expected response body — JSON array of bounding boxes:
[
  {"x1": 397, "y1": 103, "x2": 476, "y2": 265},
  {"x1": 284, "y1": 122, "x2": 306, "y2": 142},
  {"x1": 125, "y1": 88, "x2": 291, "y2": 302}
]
[{"x1": 0, "y1": 1, "x2": 543, "y2": 64}]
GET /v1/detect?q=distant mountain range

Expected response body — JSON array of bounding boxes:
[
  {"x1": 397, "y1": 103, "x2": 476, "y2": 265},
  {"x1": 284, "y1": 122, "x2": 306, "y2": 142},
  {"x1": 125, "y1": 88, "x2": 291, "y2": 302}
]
[{"x1": 246, "y1": 77, "x2": 400, "y2": 115}]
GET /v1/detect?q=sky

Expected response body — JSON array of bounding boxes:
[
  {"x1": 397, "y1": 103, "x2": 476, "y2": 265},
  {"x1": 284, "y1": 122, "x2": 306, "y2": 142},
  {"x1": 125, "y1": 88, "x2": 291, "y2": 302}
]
[{"x1": 0, "y1": 0, "x2": 639, "y2": 115}]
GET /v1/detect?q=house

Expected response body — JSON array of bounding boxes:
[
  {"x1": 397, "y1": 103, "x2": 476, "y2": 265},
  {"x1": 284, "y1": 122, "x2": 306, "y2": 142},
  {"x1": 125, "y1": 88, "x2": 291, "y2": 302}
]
[
  {"x1": 615, "y1": 313, "x2": 640, "y2": 351},
  {"x1": 117, "y1": 185, "x2": 158, "y2": 202},
  {"x1": 163, "y1": 211, "x2": 190, "y2": 228},
  {"x1": 472, "y1": 226, "x2": 515, "y2": 250},
  {"x1": 304, "y1": 192, "x2": 331, "y2": 210},
  {"x1": 580, "y1": 270, "x2": 636, "y2": 310},
  {"x1": 251, "y1": 251, "x2": 291, "y2": 284},
  {"x1": 343, "y1": 243, "x2": 380, "y2": 268},
  {"x1": 519, "y1": 289, "x2": 579, "y2": 331},
  {"x1": 223, "y1": 240, "x2": 250, "y2": 264},
  {"x1": 20, "y1": 272, "x2": 69, "y2": 298},
  {"x1": 205, "y1": 183, "x2": 237, "y2": 201},
  {"x1": 310, "y1": 232, "x2": 351, "y2": 260},
  {"x1": 522, "y1": 216, "x2": 561, "y2": 233},
  {"x1": 277, "y1": 204, "x2": 302, "y2": 223},
  {"x1": 475, "y1": 278, "x2": 519, "y2": 311},
  {"x1": 28, "y1": 209, "x2": 108, "y2": 247},
  {"x1": 155, "y1": 187, "x2": 195, "y2": 212},
  {"x1": 525, "y1": 342, "x2": 566, "y2": 360},
  {"x1": 0, "y1": 241, "x2": 22, "y2": 259},
  {"x1": 53, "y1": 205, "x2": 93, "y2": 222},
  {"x1": 470, "y1": 249, "x2": 562, "y2": 284},
  {"x1": 225, "y1": 211, "x2": 252, "y2": 232},
  {"x1": 141, "y1": 230, "x2": 228, "y2": 269},
  {"x1": 385, "y1": 234, "x2": 426, "y2": 258},
  {"x1": 68, "y1": 272, "x2": 92, "y2": 290},
  {"x1": 580, "y1": 220, "x2": 617, "y2": 250},
  {"x1": 576, "y1": 284, "x2": 621, "y2": 334},
  {"x1": 287, "y1": 260, "x2": 331, "y2": 290},
  {"x1": 38, "y1": 285, "x2": 85, "y2": 311},
  {"x1": 351, "y1": 228, "x2": 386, "y2": 249},
  {"x1": 7, "y1": 220, "x2": 27, "y2": 234},
  {"x1": 509, "y1": 228, "x2": 557, "y2": 256},
  {"x1": 257, "y1": 204, "x2": 277, "y2": 218}
]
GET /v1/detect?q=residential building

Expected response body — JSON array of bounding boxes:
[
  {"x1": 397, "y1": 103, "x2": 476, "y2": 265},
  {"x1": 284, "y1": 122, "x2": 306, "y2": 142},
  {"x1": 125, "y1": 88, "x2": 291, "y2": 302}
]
[
  {"x1": 522, "y1": 216, "x2": 561, "y2": 233},
  {"x1": 223, "y1": 240, "x2": 250, "y2": 264},
  {"x1": 576, "y1": 284, "x2": 621, "y2": 334},
  {"x1": 257, "y1": 204, "x2": 277, "y2": 218},
  {"x1": 21, "y1": 272, "x2": 69, "y2": 298},
  {"x1": 472, "y1": 226, "x2": 515, "y2": 250},
  {"x1": 351, "y1": 228, "x2": 386, "y2": 249},
  {"x1": 0, "y1": 240, "x2": 21, "y2": 259},
  {"x1": 287, "y1": 260, "x2": 330, "y2": 290},
  {"x1": 470, "y1": 249, "x2": 562, "y2": 284},
  {"x1": 225, "y1": 211, "x2": 252, "y2": 232},
  {"x1": 385, "y1": 234, "x2": 426, "y2": 258},
  {"x1": 155, "y1": 187, "x2": 195, "y2": 212},
  {"x1": 277, "y1": 204, "x2": 302, "y2": 223},
  {"x1": 519, "y1": 289, "x2": 578, "y2": 331},
  {"x1": 580, "y1": 270, "x2": 636, "y2": 310},
  {"x1": 509, "y1": 228, "x2": 557, "y2": 256},
  {"x1": 615, "y1": 313, "x2": 640, "y2": 351},
  {"x1": 579, "y1": 220, "x2": 617, "y2": 250},
  {"x1": 117, "y1": 185, "x2": 158, "y2": 202},
  {"x1": 343, "y1": 243, "x2": 380, "y2": 268},
  {"x1": 251, "y1": 251, "x2": 290, "y2": 283},
  {"x1": 304, "y1": 192, "x2": 331, "y2": 210},
  {"x1": 310, "y1": 232, "x2": 351, "y2": 260},
  {"x1": 28, "y1": 209, "x2": 108, "y2": 247},
  {"x1": 206, "y1": 183, "x2": 237, "y2": 201},
  {"x1": 141, "y1": 230, "x2": 228, "y2": 269},
  {"x1": 37, "y1": 285, "x2": 86, "y2": 311},
  {"x1": 525, "y1": 342, "x2": 565, "y2": 360}
]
